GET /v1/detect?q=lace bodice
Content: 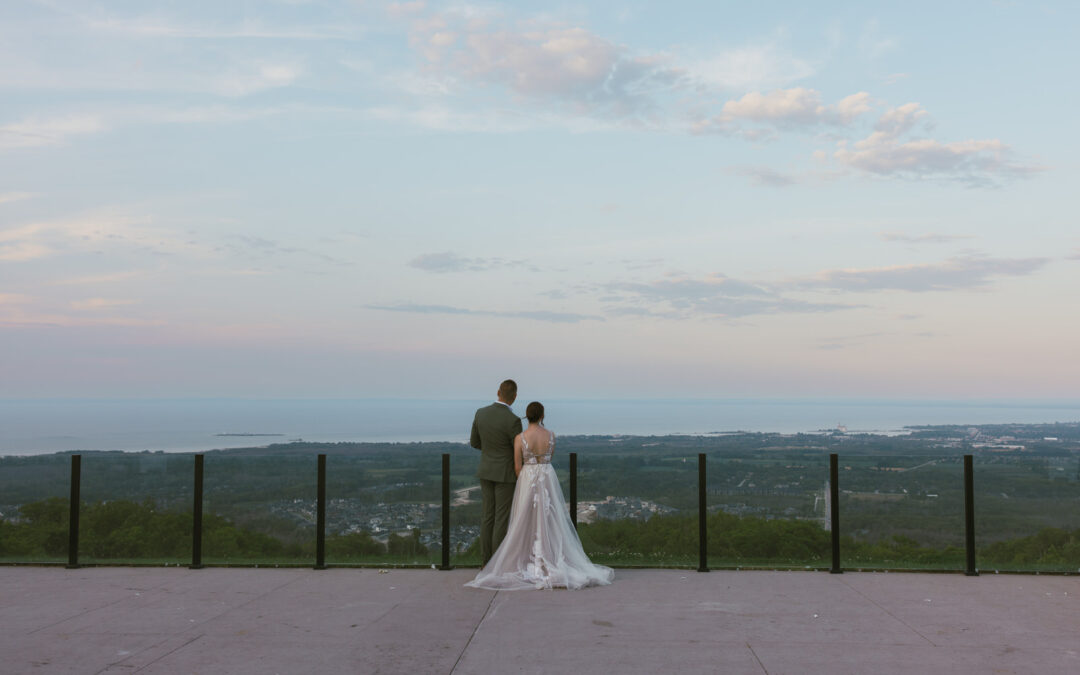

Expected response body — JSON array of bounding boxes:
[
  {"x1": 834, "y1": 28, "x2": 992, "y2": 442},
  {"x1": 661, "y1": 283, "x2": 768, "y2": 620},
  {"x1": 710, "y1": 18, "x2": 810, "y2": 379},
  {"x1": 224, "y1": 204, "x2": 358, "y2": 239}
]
[{"x1": 521, "y1": 430, "x2": 554, "y2": 464}]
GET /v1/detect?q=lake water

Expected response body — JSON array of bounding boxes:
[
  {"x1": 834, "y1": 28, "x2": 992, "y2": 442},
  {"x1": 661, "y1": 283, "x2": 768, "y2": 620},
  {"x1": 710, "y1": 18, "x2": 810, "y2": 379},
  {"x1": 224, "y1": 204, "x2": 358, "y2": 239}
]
[{"x1": 2, "y1": 398, "x2": 1078, "y2": 456}]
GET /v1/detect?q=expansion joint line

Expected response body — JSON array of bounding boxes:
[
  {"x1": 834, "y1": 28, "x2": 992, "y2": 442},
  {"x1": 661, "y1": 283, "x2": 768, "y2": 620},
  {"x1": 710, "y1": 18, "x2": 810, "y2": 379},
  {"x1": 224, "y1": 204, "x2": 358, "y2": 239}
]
[
  {"x1": 746, "y1": 641, "x2": 769, "y2": 674},
  {"x1": 95, "y1": 634, "x2": 205, "y2": 675},
  {"x1": 449, "y1": 591, "x2": 498, "y2": 675},
  {"x1": 838, "y1": 578, "x2": 937, "y2": 646},
  {"x1": 29, "y1": 593, "x2": 131, "y2": 635}
]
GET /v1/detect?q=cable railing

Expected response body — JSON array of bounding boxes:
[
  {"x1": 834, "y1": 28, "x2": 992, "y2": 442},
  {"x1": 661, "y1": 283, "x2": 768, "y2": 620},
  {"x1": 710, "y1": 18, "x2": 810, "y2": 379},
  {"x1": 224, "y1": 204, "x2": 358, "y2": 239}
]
[{"x1": 1, "y1": 449, "x2": 1077, "y2": 574}]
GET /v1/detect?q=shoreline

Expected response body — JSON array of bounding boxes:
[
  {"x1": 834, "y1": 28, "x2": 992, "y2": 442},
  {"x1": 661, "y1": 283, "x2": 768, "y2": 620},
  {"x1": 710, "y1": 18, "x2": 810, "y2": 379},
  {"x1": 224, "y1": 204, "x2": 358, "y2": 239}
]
[
  {"x1": 4, "y1": 398, "x2": 1078, "y2": 458},
  {"x1": 3, "y1": 421, "x2": 1078, "y2": 458}
]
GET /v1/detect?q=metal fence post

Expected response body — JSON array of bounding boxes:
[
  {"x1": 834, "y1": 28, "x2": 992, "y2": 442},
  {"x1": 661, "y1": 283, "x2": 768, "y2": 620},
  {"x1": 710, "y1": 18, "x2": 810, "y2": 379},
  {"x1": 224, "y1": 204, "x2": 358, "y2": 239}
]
[
  {"x1": 698, "y1": 453, "x2": 708, "y2": 573},
  {"x1": 66, "y1": 454, "x2": 81, "y2": 569},
  {"x1": 315, "y1": 454, "x2": 327, "y2": 570},
  {"x1": 964, "y1": 454, "x2": 978, "y2": 576},
  {"x1": 191, "y1": 454, "x2": 204, "y2": 569},
  {"x1": 439, "y1": 453, "x2": 453, "y2": 570},
  {"x1": 569, "y1": 452, "x2": 578, "y2": 529},
  {"x1": 830, "y1": 453, "x2": 842, "y2": 574}
]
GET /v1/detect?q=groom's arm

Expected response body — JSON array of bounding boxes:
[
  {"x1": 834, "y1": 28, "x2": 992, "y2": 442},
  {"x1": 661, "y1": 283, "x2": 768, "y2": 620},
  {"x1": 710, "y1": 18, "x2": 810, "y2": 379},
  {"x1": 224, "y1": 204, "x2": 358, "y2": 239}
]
[
  {"x1": 470, "y1": 414, "x2": 482, "y2": 450},
  {"x1": 514, "y1": 435, "x2": 523, "y2": 477}
]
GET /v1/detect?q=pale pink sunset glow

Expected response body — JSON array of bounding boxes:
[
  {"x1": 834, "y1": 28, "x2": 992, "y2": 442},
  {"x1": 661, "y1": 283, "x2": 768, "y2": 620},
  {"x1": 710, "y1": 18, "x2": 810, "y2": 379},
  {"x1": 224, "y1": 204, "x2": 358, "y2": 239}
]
[{"x1": 1, "y1": 1, "x2": 1077, "y2": 401}]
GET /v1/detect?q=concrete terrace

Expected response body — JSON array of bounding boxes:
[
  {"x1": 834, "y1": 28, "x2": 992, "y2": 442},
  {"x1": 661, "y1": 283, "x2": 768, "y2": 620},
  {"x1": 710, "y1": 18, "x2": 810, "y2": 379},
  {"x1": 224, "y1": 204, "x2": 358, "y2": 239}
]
[{"x1": 1, "y1": 567, "x2": 1076, "y2": 674}]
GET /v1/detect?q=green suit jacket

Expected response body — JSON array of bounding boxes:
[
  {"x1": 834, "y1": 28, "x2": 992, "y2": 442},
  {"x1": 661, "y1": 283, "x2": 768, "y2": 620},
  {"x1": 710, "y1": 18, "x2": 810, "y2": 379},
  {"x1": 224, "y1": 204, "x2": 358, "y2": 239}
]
[{"x1": 470, "y1": 403, "x2": 523, "y2": 483}]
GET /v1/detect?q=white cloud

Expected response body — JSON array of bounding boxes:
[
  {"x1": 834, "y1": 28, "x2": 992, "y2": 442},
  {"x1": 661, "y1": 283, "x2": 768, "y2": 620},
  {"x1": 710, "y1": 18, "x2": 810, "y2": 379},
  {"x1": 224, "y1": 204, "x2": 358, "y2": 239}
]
[
  {"x1": 387, "y1": 2, "x2": 428, "y2": 19},
  {"x1": 873, "y1": 102, "x2": 928, "y2": 137},
  {"x1": 457, "y1": 26, "x2": 679, "y2": 111},
  {"x1": 0, "y1": 211, "x2": 207, "y2": 262},
  {"x1": 0, "y1": 103, "x2": 317, "y2": 154},
  {"x1": 0, "y1": 290, "x2": 156, "y2": 328},
  {"x1": 408, "y1": 251, "x2": 521, "y2": 273},
  {"x1": 70, "y1": 298, "x2": 137, "y2": 311},
  {"x1": 690, "y1": 43, "x2": 815, "y2": 90},
  {"x1": 387, "y1": 5, "x2": 1042, "y2": 191},
  {"x1": 0, "y1": 2, "x2": 321, "y2": 98},
  {"x1": 590, "y1": 254, "x2": 1051, "y2": 320},
  {"x1": 0, "y1": 53, "x2": 303, "y2": 98},
  {"x1": 386, "y1": 7, "x2": 842, "y2": 132},
  {"x1": 394, "y1": 7, "x2": 683, "y2": 119},
  {"x1": 834, "y1": 136, "x2": 1036, "y2": 185},
  {"x1": 729, "y1": 166, "x2": 798, "y2": 187},
  {"x1": 880, "y1": 232, "x2": 974, "y2": 244},
  {"x1": 790, "y1": 256, "x2": 1050, "y2": 292},
  {"x1": 694, "y1": 88, "x2": 872, "y2": 136},
  {"x1": 0, "y1": 115, "x2": 105, "y2": 150},
  {"x1": 367, "y1": 303, "x2": 602, "y2": 324},
  {"x1": 25, "y1": 0, "x2": 363, "y2": 41},
  {"x1": 603, "y1": 273, "x2": 857, "y2": 319},
  {"x1": 84, "y1": 16, "x2": 361, "y2": 41},
  {"x1": 5, "y1": 1, "x2": 1041, "y2": 194},
  {"x1": 0, "y1": 192, "x2": 37, "y2": 205},
  {"x1": 0, "y1": 240, "x2": 53, "y2": 262},
  {"x1": 722, "y1": 88, "x2": 871, "y2": 125},
  {"x1": 143, "y1": 104, "x2": 297, "y2": 125},
  {"x1": 832, "y1": 103, "x2": 1040, "y2": 185},
  {"x1": 380, "y1": 69, "x2": 459, "y2": 97},
  {"x1": 363, "y1": 103, "x2": 612, "y2": 133},
  {"x1": 52, "y1": 270, "x2": 145, "y2": 286},
  {"x1": 380, "y1": 3, "x2": 1035, "y2": 192},
  {"x1": 834, "y1": 92, "x2": 874, "y2": 121},
  {"x1": 0, "y1": 292, "x2": 32, "y2": 305},
  {"x1": 722, "y1": 88, "x2": 821, "y2": 123},
  {"x1": 214, "y1": 62, "x2": 304, "y2": 97},
  {"x1": 0, "y1": 308, "x2": 164, "y2": 328},
  {"x1": 217, "y1": 234, "x2": 350, "y2": 267},
  {"x1": 814, "y1": 329, "x2": 933, "y2": 351}
]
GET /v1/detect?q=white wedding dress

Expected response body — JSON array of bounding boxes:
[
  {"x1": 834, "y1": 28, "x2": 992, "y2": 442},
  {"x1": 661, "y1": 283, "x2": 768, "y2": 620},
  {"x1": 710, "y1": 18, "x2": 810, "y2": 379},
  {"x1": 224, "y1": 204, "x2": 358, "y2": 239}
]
[{"x1": 466, "y1": 429, "x2": 614, "y2": 591}]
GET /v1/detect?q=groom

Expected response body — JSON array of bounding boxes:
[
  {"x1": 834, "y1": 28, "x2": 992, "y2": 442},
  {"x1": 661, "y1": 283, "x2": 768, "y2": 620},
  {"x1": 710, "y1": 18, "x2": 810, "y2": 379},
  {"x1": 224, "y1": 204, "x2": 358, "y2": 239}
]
[{"x1": 470, "y1": 379, "x2": 523, "y2": 566}]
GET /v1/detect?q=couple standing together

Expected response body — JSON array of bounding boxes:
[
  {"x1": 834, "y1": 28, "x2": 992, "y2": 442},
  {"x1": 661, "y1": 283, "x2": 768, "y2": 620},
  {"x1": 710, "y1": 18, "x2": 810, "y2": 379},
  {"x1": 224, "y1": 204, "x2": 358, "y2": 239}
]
[{"x1": 465, "y1": 379, "x2": 614, "y2": 591}]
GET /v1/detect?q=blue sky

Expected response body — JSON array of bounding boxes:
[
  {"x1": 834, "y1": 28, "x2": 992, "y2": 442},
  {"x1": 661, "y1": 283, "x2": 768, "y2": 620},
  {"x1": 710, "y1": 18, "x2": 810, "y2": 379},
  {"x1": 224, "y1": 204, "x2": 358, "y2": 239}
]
[{"x1": 1, "y1": 0, "x2": 1078, "y2": 400}]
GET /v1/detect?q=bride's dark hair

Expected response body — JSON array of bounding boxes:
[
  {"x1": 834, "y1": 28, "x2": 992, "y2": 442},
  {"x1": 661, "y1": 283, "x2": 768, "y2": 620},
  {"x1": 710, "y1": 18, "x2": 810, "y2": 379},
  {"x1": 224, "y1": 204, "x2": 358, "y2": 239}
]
[{"x1": 525, "y1": 401, "x2": 544, "y2": 423}]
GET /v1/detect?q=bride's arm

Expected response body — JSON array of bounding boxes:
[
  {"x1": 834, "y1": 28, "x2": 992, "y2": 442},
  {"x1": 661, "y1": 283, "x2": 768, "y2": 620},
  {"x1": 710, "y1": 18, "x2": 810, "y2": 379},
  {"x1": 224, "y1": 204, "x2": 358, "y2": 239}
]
[{"x1": 514, "y1": 434, "x2": 523, "y2": 477}]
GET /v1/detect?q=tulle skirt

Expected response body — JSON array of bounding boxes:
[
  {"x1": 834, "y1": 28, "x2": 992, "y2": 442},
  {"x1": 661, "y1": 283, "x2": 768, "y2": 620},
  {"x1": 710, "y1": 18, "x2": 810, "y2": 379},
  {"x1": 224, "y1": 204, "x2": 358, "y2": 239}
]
[{"x1": 466, "y1": 463, "x2": 614, "y2": 591}]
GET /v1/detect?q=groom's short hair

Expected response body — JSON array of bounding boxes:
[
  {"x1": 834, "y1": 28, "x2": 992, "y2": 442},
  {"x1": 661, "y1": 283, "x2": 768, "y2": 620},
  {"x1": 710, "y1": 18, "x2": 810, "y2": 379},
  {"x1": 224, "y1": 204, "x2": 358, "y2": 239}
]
[{"x1": 498, "y1": 379, "x2": 517, "y2": 401}]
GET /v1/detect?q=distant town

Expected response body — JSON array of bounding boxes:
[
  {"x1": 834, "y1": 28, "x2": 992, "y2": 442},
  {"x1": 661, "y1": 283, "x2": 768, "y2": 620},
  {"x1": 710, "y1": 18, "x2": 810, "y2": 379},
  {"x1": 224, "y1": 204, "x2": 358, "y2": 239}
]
[
  {"x1": 2, "y1": 422, "x2": 1077, "y2": 557},
  {"x1": 212, "y1": 422, "x2": 1080, "y2": 552}
]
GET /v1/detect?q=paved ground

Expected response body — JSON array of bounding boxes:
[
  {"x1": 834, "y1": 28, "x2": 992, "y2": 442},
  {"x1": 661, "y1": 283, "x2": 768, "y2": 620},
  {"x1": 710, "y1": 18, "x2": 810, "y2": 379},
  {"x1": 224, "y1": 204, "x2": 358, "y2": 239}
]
[{"x1": 1, "y1": 566, "x2": 1076, "y2": 674}]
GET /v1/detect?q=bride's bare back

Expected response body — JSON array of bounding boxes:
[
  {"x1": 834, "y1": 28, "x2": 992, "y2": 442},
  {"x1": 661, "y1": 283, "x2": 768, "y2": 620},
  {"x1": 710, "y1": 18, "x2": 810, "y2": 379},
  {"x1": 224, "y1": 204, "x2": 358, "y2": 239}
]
[{"x1": 515, "y1": 423, "x2": 553, "y2": 474}]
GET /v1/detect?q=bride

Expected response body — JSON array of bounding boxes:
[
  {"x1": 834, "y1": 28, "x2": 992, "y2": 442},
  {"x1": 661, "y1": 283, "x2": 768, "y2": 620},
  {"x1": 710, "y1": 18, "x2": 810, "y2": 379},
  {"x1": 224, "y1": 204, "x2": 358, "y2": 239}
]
[{"x1": 466, "y1": 401, "x2": 614, "y2": 591}]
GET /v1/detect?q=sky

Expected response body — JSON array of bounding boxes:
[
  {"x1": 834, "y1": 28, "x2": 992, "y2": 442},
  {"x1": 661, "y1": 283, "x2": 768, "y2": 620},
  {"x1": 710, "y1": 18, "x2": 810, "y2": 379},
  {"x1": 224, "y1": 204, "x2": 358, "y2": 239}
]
[{"x1": 1, "y1": 0, "x2": 1078, "y2": 401}]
